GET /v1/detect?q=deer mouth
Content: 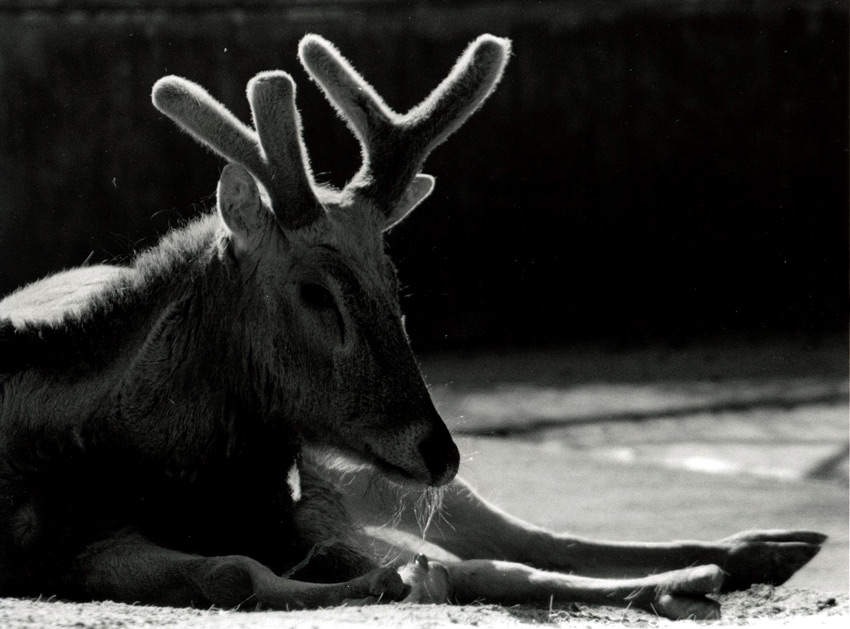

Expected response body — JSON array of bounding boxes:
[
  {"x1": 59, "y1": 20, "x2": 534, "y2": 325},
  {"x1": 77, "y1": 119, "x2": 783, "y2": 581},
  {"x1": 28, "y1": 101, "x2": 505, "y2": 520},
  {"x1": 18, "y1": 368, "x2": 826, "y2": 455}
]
[
  {"x1": 368, "y1": 451, "x2": 426, "y2": 484},
  {"x1": 301, "y1": 437, "x2": 457, "y2": 488},
  {"x1": 359, "y1": 431, "x2": 459, "y2": 487},
  {"x1": 349, "y1": 442, "x2": 436, "y2": 487}
]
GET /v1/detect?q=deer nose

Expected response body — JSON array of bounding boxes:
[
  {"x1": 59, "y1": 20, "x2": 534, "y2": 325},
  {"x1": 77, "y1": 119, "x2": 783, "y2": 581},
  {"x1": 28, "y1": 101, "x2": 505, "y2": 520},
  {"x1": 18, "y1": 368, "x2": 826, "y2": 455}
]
[{"x1": 417, "y1": 420, "x2": 460, "y2": 486}]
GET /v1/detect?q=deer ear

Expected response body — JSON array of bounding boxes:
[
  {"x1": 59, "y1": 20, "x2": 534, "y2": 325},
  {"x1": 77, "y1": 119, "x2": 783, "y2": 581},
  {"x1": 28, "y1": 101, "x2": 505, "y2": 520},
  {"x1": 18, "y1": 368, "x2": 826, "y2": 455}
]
[
  {"x1": 217, "y1": 163, "x2": 268, "y2": 253},
  {"x1": 383, "y1": 174, "x2": 435, "y2": 230}
]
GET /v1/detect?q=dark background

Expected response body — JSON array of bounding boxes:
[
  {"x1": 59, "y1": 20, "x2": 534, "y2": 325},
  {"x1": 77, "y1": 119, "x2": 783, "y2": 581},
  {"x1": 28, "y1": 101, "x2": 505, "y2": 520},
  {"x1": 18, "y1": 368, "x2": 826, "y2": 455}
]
[{"x1": 0, "y1": 0, "x2": 847, "y2": 351}]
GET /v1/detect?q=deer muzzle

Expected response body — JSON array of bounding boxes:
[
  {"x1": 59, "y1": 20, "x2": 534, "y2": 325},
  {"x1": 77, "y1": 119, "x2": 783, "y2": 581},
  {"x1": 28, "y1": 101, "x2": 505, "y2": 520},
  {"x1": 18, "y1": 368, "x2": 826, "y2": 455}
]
[
  {"x1": 364, "y1": 409, "x2": 459, "y2": 487},
  {"x1": 417, "y1": 419, "x2": 460, "y2": 487}
]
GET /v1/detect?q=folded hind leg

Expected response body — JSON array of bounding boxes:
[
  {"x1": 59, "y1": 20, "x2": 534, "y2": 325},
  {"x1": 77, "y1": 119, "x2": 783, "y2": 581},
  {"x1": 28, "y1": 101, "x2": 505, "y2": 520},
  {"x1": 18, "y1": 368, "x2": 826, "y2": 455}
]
[{"x1": 62, "y1": 529, "x2": 407, "y2": 609}]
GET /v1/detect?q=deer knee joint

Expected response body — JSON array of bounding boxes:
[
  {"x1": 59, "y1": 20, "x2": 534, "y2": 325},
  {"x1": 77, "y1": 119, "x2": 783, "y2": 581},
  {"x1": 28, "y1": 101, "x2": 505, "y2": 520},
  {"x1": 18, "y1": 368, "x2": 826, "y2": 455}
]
[{"x1": 199, "y1": 557, "x2": 259, "y2": 609}]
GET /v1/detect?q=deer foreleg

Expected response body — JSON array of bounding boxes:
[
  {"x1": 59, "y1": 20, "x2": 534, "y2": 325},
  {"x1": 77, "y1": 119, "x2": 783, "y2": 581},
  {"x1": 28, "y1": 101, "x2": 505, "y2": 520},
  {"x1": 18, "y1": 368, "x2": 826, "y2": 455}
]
[
  {"x1": 397, "y1": 554, "x2": 723, "y2": 620},
  {"x1": 447, "y1": 559, "x2": 724, "y2": 620},
  {"x1": 515, "y1": 529, "x2": 825, "y2": 589}
]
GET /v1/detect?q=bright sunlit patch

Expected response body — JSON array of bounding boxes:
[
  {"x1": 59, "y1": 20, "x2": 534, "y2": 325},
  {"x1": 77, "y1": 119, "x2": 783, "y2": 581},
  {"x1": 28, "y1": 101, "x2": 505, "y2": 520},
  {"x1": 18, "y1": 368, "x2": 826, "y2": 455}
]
[
  {"x1": 679, "y1": 456, "x2": 741, "y2": 475},
  {"x1": 607, "y1": 447, "x2": 637, "y2": 463}
]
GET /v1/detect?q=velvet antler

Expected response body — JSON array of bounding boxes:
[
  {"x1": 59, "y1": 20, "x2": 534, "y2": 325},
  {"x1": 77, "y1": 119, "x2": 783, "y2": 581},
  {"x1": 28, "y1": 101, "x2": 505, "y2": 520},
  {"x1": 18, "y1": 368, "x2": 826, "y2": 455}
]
[
  {"x1": 299, "y1": 35, "x2": 511, "y2": 221},
  {"x1": 152, "y1": 71, "x2": 322, "y2": 230}
]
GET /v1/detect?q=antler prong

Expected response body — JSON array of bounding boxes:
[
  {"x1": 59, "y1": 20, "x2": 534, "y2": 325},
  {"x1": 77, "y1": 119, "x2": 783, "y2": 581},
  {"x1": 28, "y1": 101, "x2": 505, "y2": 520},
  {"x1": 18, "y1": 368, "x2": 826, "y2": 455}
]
[
  {"x1": 152, "y1": 76, "x2": 265, "y2": 176},
  {"x1": 247, "y1": 72, "x2": 320, "y2": 227},
  {"x1": 408, "y1": 35, "x2": 510, "y2": 153}
]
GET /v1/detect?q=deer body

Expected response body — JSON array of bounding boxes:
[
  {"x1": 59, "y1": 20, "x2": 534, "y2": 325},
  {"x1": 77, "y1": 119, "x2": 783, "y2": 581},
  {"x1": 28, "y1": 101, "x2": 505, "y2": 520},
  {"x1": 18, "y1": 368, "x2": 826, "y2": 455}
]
[
  {"x1": 0, "y1": 35, "x2": 826, "y2": 618},
  {"x1": 0, "y1": 218, "x2": 298, "y2": 591}
]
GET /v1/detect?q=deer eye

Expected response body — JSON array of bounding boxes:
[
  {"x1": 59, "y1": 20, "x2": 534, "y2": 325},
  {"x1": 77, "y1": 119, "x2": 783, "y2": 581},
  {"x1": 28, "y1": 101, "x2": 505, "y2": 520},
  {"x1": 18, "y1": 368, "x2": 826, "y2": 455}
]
[
  {"x1": 300, "y1": 282, "x2": 346, "y2": 343},
  {"x1": 300, "y1": 283, "x2": 335, "y2": 309}
]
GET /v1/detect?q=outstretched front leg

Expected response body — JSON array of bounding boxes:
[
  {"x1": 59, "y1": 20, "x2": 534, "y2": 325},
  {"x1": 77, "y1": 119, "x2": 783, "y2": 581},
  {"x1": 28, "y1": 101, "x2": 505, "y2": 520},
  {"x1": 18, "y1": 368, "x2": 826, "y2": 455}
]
[
  {"x1": 398, "y1": 553, "x2": 724, "y2": 620},
  {"x1": 62, "y1": 529, "x2": 407, "y2": 609},
  {"x1": 511, "y1": 528, "x2": 826, "y2": 591}
]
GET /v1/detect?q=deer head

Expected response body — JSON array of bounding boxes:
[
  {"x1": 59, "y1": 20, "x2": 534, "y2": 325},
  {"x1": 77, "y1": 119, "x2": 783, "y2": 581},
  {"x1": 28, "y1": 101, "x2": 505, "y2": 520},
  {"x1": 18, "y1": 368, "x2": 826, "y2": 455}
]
[{"x1": 151, "y1": 35, "x2": 510, "y2": 487}]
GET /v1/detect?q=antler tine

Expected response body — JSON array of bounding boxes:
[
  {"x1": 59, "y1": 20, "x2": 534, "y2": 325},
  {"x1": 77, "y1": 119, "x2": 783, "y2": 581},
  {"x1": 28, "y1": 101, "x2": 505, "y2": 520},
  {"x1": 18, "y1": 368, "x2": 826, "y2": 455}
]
[
  {"x1": 299, "y1": 34, "x2": 510, "y2": 212},
  {"x1": 298, "y1": 36, "x2": 398, "y2": 154},
  {"x1": 407, "y1": 35, "x2": 510, "y2": 155},
  {"x1": 152, "y1": 76, "x2": 267, "y2": 176},
  {"x1": 152, "y1": 74, "x2": 321, "y2": 230},
  {"x1": 247, "y1": 72, "x2": 323, "y2": 229}
]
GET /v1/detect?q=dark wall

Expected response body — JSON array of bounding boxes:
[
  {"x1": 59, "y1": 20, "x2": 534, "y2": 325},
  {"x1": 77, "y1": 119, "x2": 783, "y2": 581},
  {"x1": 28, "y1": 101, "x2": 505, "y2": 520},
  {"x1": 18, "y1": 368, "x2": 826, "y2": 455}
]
[{"x1": 0, "y1": 1, "x2": 847, "y2": 349}]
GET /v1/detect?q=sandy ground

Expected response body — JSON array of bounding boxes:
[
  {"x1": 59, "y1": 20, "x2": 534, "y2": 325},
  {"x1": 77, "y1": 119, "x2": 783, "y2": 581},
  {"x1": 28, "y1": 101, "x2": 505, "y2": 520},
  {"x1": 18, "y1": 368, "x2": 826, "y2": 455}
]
[
  {"x1": 0, "y1": 587, "x2": 847, "y2": 629},
  {"x1": 1, "y1": 337, "x2": 846, "y2": 627}
]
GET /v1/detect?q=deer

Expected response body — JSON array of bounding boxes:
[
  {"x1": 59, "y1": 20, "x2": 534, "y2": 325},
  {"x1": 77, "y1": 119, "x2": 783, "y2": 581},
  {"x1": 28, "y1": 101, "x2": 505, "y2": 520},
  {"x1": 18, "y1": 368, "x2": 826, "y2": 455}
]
[{"x1": 0, "y1": 34, "x2": 825, "y2": 620}]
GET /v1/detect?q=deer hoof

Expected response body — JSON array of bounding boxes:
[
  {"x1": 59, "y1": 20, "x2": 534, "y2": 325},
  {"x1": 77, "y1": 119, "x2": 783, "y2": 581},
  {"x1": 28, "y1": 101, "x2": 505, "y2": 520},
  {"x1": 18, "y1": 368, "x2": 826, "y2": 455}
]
[
  {"x1": 635, "y1": 564, "x2": 724, "y2": 620},
  {"x1": 651, "y1": 593, "x2": 722, "y2": 621},
  {"x1": 718, "y1": 530, "x2": 826, "y2": 592},
  {"x1": 364, "y1": 566, "x2": 408, "y2": 602},
  {"x1": 398, "y1": 554, "x2": 452, "y2": 604}
]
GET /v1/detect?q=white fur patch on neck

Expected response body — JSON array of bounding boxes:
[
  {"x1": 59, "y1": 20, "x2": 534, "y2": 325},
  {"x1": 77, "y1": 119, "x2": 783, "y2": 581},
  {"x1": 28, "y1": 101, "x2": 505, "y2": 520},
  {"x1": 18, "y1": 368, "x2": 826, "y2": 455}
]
[{"x1": 287, "y1": 462, "x2": 302, "y2": 502}]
